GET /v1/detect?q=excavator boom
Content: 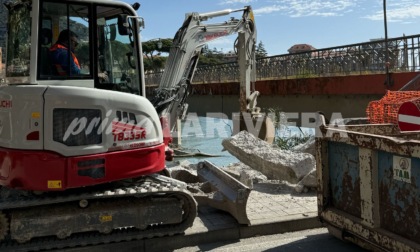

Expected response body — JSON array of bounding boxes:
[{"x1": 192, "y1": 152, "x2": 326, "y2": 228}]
[{"x1": 150, "y1": 6, "x2": 257, "y2": 132}]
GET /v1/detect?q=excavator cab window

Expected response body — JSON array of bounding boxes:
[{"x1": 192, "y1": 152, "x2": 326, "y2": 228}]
[
  {"x1": 38, "y1": 1, "x2": 92, "y2": 79},
  {"x1": 34, "y1": 1, "x2": 142, "y2": 95},
  {"x1": 39, "y1": 19, "x2": 53, "y2": 76},
  {"x1": 95, "y1": 8, "x2": 141, "y2": 95},
  {"x1": 5, "y1": 1, "x2": 31, "y2": 79}
]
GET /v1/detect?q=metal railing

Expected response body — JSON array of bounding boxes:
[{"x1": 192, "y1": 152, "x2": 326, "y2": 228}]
[{"x1": 145, "y1": 34, "x2": 420, "y2": 85}]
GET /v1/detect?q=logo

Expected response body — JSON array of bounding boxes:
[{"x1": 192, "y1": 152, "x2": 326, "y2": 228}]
[
  {"x1": 393, "y1": 156, "x2": 411, "y2": 183},
  {"x1": 62, "y1": 110, "x2": 152, "y2": 149},
  {"x1": 199, "y1": 31, "x2": 229, "y2": 42},
  {"x1": 399, "y1": 158, "x2": 409, "y2": 170},
  {"x1": 0, "y1": 100, "x2": 12, "y2": 108},
  {"x1": 112, "y1": 121, "x2": 147, "y2": 142}
]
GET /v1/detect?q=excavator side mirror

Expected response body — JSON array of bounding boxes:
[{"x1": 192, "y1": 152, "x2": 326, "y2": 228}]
[{"x1": 117, "y1": 14, "x2": 130, "y2": 36}]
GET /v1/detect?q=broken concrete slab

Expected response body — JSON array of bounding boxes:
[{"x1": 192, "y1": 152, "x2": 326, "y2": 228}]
[
  {"x1": 292, "y1": 136, "x2": 315, "y2": 156},
  {"x1": 239, "y1": 169, "x2": 268, "y2": 188},
  {"x1": 224, "y1": 162, "x2": 268, "y2": 188},
  {"x1": 295, "y1": 169, "x2": 317, "y2": 193},
  {"x1": 222, "y1": 131, "x2": 315, "y2": 184},
  {"x1": 166, "y1": 160, "x2": 251, "y2": 225}
]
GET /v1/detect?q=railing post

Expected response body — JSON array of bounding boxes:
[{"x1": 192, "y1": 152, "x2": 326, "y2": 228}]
[{"x1": 383, "y1": 0, "x2": 392, "y2": 88}]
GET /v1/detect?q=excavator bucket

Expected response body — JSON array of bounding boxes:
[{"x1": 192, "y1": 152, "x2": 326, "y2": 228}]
[{"x1": 168, "y1": 160, "x2": 251, "y2": 225}]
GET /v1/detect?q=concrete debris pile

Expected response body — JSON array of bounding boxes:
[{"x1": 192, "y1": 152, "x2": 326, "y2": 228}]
[{"x1": 222, "y1": 131, "x2": 316, "y2": 193}]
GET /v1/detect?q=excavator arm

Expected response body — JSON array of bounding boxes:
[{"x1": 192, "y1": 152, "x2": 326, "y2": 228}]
[
  {"x1": 149, "y1": 6, "x2": 260, "y2": 226},
  {"x1": 150, "y1": 6, "x2": 257, "y2": 133}
]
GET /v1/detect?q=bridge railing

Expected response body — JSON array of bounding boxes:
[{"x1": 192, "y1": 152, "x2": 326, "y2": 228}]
[{"x1": 145, "y1": 34, "x2": 420, "y2": 85}]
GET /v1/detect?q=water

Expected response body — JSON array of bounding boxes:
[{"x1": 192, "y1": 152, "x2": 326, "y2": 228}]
[
  {"x1": 174, "y1": 116, "x2": 315, "y2": 167},
  {"x1": 174, "y1": 116, "x2": 238, "y2": 167}
]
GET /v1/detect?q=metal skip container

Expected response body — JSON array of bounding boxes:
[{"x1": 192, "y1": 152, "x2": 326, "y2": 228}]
[{"x1": 316, "y1": 114, "x2": 420, "y2": 251}]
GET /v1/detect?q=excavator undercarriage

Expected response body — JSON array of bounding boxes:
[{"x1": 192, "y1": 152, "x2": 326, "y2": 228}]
[
  {"x1": 0, "y1": 175, "x2": 197, "y2": 250},
  {"x1": 0, "y1": 161, "x2": 250, "y2": 251},
  {"x1": 0, "y1": 175, "x2": 197, "y2": 248}
]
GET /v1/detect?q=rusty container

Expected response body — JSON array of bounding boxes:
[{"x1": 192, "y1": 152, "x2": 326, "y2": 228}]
[{"x1": 316, "y1": 114, "x2": 420, "y2": 251}]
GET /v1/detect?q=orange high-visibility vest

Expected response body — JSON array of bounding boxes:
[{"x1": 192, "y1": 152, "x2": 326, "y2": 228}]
[{"x1": 49, "y1": 43, "x2": 80, "y2": 75}]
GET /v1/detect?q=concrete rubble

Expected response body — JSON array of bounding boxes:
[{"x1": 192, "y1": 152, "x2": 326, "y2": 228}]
[
  {"x1": 295, "y1": 169, "x2": 317, "y2": 193},
  {"x1": 221, "y1": 131, "x2": 316, "y2": 192},
  {"x1": 169, "y1": 130, "x2": 317, "y2": 193},
  {"x1": 224, "y1": 162, "x2": 267, "y2": 188},
  {"x1": 291, "y1": 136, "x2": 315, "y2": 156}
]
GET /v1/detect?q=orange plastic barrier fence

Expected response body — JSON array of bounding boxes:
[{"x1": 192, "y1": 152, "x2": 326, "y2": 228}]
[{"x1": 366, "y1": 91, "x2": 420, "y2": 124}]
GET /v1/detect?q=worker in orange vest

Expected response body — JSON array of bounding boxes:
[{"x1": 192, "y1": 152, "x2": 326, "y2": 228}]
[{"x1": 49, "y1": 29, "x2": 81, "y2": 76}]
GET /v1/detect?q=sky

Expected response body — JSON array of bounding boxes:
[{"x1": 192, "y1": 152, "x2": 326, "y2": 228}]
[{"x1": 128, "y1": 0, "x2": 420, "y2": 56}]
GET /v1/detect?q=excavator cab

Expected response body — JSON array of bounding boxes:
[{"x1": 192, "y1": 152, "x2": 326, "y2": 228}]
[{"x1": 4, "y1": 0, "x2": 144, "y2": 95}]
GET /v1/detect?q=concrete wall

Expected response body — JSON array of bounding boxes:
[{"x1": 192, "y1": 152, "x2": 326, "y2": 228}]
[
  {"x1": 184, "y1": 73, "x2": 417, "y2": 96},
  {"x1": 185, "y1": 94, "x2": 382, "y2": 123},
  {"x1": 147, "y1": 72, "x2": 419, "y2": 123}
]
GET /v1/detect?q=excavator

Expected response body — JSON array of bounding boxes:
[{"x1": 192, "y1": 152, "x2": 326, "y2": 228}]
[{"x1": 0, "y1": 0, "x2": 263, "y2": 251}]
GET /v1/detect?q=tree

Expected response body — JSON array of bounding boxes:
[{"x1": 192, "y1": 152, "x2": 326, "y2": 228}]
[
  {"x1": 197, "y1": 45, "x2": 225, "y2": 66},
  {"x1": 75, "y1": 42, "x2": 90, "y2": 69},
  {"x1": 256, "y1": 40, "x2": 268, "y2": 58},
  {"x1": 109, "y1": 40, "x2": 132, "y2": 71},
  {"x1": 142, "y1": 38, "x2": 172, "y2": 72}
]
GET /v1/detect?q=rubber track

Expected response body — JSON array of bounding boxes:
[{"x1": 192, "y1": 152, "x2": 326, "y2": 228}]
[{"x1": 0, "y1": 174, "x2": 197, "y2": 252}]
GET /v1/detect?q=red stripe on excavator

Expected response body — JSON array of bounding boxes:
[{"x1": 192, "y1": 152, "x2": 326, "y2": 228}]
[
  {"x1": 0, "y1": 144, "x2": 166, "y2": 191},
  {"x1": 112, "y1": 121, "x2": 145, "y2": 131}
]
